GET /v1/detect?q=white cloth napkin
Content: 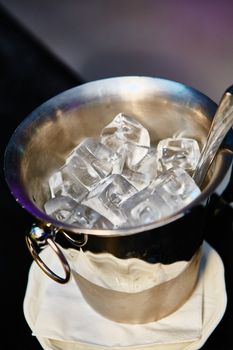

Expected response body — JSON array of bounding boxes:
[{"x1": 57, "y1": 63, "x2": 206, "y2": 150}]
[{"x1": 23, "y1": 241, "x2": 227, "y2": 350}]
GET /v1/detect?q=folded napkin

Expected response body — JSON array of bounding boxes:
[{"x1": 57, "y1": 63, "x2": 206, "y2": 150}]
[{"x1": 23, "y1": 241, "x2": 227, "y2": 350}]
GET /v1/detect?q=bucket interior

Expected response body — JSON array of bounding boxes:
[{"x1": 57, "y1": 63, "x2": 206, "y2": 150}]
[{"x1": 4, "y1": 76, "x2": 232, "y2": 235}]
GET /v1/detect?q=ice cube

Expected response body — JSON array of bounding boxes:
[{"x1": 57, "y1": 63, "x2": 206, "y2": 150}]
[
  {"x1": 122, "y1": 169, "x2": 149, "y2": 191},
  {"x1": 100, "y1": 113, "x2": 150, "y2": 166},
  {"x1": 48, "y1": 168, "x2": 89, "y2": 202},
  {"x1": 67, "y1": 204, "x2": 114, "y2": 229},
  {"x1": 61, "y1": 167, "x2": 89, "y2": 201},
  {"x1": 150, "y1": 167, "x2": 201, "y2": 207},
  {"x1": 122, "y1": 167, "x2": 201, "y2": 227},
  {"x1": 65, "y1": 137, "x2": 124, "y2": 189},
  {"x1": 44, "y1": 195, "x2": 77, "y2": 222},
  {"x1": 122, "y1": 146, "x2": 157, "y2": 190},
  {"x1": 83, "y1": 174, "x2": 138, "y2": 227},
  {"x1": 131, "y1": 145, "x2": 157, "y2": 176},
  {"x1": 157, "y1": 137, "x2": 200, "y2": 172},
  {"x1": 122, "y1": 187, "x2": 172, "y2": 226},
  {"x1": 48, "y1": 171, "x2": 64, "y2": 198}
]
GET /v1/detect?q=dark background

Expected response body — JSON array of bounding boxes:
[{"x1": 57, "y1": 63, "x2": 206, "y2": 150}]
[
  {"x1": 0, "y1": 3, "x2": 233, "y2": 350},
  {"x1": 2, "y1": 0, "x2": 233, "y2": 103},
  {"x1": 0, "y1": 5, "x2": 83, "y2": 349}
]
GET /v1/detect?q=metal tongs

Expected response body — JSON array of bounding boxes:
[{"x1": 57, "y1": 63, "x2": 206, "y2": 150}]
[{"x1": 192, "y1": 85, "x2": 233, "y2": 187}]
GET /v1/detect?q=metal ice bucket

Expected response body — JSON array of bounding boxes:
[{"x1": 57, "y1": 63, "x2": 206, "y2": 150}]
[{"x1": 4, "y1": 76, "x2": 233, "y2": 323}]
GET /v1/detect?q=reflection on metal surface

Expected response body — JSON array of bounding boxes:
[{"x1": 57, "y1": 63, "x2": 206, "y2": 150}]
[{"x1": 72, "y1": 248, "x2": 201, "y2": 324}]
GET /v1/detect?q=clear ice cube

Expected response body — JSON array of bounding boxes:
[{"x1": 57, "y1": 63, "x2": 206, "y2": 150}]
[
  {"x1": 83, "y1": 174, "x2": 138, "y2": 227},
  {"x1": 122, "y1": 167, "x2": 201, "y2": 227},
  {"x1": 131, "y1": 146, "x2": 157, "y2": 176},
  {"x1": 62, "y1": 167, "x2": 89, "y2": 201},
  {"x1": 122, "y1": 187, "x2": 172, "y2": 226},
  {"x1": 100, "y1": 113, "x2": 150, "y2": 167},
  {"x1": 45, "y1": 115, "x2": 202, "y2": 229},
  {"x1": 67, "y1": 204, "x2": 114, "y2": 229},
  {"x1": 122, "y1": 146, "x2": 157, "y2": 190},
  {"x1": 122, "y1": 169, "x2": 149, "y2": 191},
  {"x1": 48, "y1": 171, "x2": 64, "y2": 198},
  {"x1": 150, "y1": 167, "x2": 201, "y2": 207},
  {"x1": 48, "y1": 168, "x2": 89, "y2": 202},
  {"x1": 65, "y1": 137, "x2": 124, "y2": 189},
  {"x1": 157, "y1": 137, "x2": 200, "y2": 172},
  {"x1": 44, "y1": 195, "x2": 77, "y2": 222}
]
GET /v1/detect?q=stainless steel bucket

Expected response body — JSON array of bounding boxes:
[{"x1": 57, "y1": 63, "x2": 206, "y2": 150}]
[{"x1": 4, "y1": 76, "x2": 233, "y2": 323}]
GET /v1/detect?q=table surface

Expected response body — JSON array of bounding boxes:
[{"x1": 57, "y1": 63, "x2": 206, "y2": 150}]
[{"x1": 0, "y1": 4, "x2": 233, "y2": 350}]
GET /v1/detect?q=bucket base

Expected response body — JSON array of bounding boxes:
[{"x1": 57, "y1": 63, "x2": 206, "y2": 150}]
[{"x1": 23, "y1": 241, "x2": 227, "y2": 350}]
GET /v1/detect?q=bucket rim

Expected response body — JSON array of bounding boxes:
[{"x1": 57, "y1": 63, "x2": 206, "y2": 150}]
[{"x1": 4, "y1": 76, "x2": 233, "y2": 237}]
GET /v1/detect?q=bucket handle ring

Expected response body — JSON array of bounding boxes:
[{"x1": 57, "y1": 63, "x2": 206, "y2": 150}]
[{"x1": 25, "y1": 224, "x2": 70, "y2": 284}]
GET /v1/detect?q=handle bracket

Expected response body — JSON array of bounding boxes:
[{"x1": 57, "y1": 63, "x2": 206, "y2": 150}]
[{"x1": 25, "y1": 223, "x2": 70, "y2": 284}]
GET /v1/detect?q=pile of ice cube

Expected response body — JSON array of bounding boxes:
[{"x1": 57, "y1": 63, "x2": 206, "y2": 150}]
[{"x1": 44, "y1": 113, "x2": 201, "y2": 229}]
